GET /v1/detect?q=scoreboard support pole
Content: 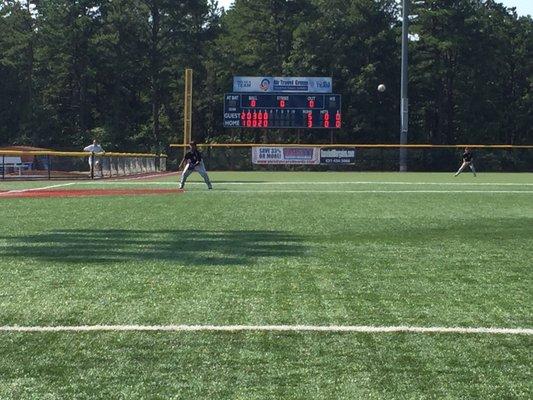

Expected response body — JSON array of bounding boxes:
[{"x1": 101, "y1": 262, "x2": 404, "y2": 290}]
[
  {"x1": 183, "y1": 68, "x2": 193, "y2": 154},
  {"x1": 399, "y1": 0, "x2": 409, "y2": 172}
]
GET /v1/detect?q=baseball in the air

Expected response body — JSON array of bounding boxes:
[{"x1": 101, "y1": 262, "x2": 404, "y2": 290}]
[{"x1": 377, "y1": 84, "x2": 386, "y2": 92}]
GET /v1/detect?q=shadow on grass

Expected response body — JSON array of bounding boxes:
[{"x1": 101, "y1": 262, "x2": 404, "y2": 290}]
[
  {"x1": 1, "y1": 229, "x2": 307, "y2": 265},
  {"x1": 328, "y1": 218, "x2": 533, "y2": 244}
]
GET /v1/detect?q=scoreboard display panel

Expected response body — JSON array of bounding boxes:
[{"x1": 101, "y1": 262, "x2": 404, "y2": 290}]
[{"x1": 223, "y1": 93, "x2": 342, "y2": 129}]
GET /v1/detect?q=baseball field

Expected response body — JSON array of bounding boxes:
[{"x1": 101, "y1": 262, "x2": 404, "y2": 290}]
[{"x1": 1, "y1": 171, "x2": 531, "y2": 399}]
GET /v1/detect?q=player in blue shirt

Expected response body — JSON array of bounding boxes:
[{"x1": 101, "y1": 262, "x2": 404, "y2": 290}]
[
  {"x1": 454, "y1": 147, "x2": 477, "y2": 177},
  {"x1": 179, "y1": 142, "x2": 213, "y2": 189}
]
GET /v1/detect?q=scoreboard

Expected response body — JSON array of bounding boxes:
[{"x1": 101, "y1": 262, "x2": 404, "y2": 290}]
[{"x1": 223, "y1": 93, "x2": 342, "y2": 129}]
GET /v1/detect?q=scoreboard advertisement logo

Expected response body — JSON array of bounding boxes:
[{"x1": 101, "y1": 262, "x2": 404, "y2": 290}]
[
  {"x1": 233, "y1": 77, "x2": 332, "y2": 93},
  {"x1": 223, "y1": 93, "x2": 342, "y2": 129}
]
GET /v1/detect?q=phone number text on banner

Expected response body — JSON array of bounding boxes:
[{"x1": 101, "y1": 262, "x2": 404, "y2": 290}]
[
  {"x1": 252, "y1": 147, "x2": 320, "y2": 165},
  {"x1": 320, "y1": 148, "x2": 356, "y2": 164}
]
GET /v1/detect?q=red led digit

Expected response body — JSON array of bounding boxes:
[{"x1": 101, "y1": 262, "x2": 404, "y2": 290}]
[
  {"x1": 258, "y1": 120, "x2": 263, "y2": 127},
  {"x1": 335, "y1": 111, "x2": 341, "y2": 121},
  {"x1": 252, "y1": 111, "x2": 257, "y2": 120},
  {"x1": 324, "y1": 120, "x2": 330, "y2": 128},
  {"x1": 264, "y1": 120, "x2": 269, "y2": 127},
  {"x1": 246, "y1": 120, "x2": 252, "y2": 127},
  {"x1": 246, "y1": 111, "x2": 251, "y2": 120},
  {"x1": 252, "y1": 119, "x2": 257, "y2": 127},
  {"x1": 335, "y1": 120, "x2": 341, "y2": 128},
  {"x1": 263, "y1": 111, "x2": 268, "y2": 120},
  {"x1": 250, "y1": 99, "x2": 256, "y2": 107},
  {"x1": 308, "y1": 100, "x2": 315, "y2": 108},
  {"x1": 241, "y1": 112, "x2": 246, "y2": 120},
  {"x1": 258, "y1": 111, "x2": 263, "y2": 120},
  {"x1": 279, "y1": 99, "x2": 285, "y2": 108},
  {"x1": 324, "y1": 112, "x2": 330, "y2": 121}
]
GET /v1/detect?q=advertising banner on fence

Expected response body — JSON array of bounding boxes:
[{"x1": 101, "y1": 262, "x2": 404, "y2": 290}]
[
  {"x1": 320, "y1": 148, "x2": 356, "y2": 165},
  {"x1": 234, "y1": 77, "x2": 332, "y2": 93},
  {"x1": 252, "y1": 147, "x2": 320, "y2": 165}
]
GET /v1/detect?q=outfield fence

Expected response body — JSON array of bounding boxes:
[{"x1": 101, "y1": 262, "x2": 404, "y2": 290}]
[
  {"x1": 0, "y1": 150, "x2": 167, "y2": 180},
  {"x1": 170, "y1": 143, "x2": 533, "y2": 172}
]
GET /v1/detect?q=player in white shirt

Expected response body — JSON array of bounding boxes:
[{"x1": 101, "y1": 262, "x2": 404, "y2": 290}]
[{"x1": 83, "y1": 139, "x2": 105, "y2": 176}]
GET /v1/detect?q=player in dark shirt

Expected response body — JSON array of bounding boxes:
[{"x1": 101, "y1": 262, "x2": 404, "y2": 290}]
[
  {"x1": 454, "y1": 147, "x2": 477, "y2": 177},
  {"x1": 179, "y1": 141, "x2": 212, "y2": 189}
]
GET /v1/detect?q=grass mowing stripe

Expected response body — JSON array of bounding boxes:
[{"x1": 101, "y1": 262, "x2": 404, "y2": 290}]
[
  {"x1": 186, "y1": 189, "x2": 533, "y2": 193},
  {"x1": 1, "y1": 324, "x2": 532, "y2": 335},
  {"x1": 81, "y1": 181, "x2": 533, "y2": 186}
]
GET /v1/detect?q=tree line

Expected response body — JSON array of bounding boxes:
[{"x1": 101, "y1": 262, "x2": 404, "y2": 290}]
[{"x1": 0, "y1": 0, "x2": 531, "y2": 153}]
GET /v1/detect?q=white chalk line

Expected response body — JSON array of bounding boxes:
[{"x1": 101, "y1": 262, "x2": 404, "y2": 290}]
[
  {"x1": 76, "y1": 180, "x2": 533, "y2": 186},
  {"x1": 2, "y1": 183, "x2": 530, "y2": 194},
  {"x1": 0, "y1": 324, "x2": 531, "y2": 335},
  {"x1": 0, "y1": 182, "x2": 76, "y2": 196},
  {"x1": 115, "y1": 171, "x2": 177, "y2": 181},
  {"x1": 195, "y1": 190, "x2": 533, "y2": 194}
]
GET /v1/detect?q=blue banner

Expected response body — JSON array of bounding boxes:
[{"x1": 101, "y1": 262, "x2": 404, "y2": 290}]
[{"x1": 233, "y1": 77, "x2": 332, "y2": 93}]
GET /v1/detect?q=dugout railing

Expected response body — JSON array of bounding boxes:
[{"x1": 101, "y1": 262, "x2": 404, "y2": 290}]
[
  {"x1": 170, "y1": 143, "x2": 533, "y2": 172},
  {"x1": 0, "y1": 150, "x2": 167, "y2": 180}
]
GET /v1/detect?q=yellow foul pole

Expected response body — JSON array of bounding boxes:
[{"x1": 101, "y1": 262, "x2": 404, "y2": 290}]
[{"x1": 183, "y1": 69, "x2": 193, "y2": 153}]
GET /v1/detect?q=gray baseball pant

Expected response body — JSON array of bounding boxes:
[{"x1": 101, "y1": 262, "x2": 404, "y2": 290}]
[{"x1": 180, "y1": 161, "x2": 212, "y2": 188}]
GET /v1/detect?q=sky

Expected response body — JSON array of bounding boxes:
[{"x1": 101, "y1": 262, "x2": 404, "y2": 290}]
[{"x1": 217, "y1": 0, "x2": 532, "y2": 17}]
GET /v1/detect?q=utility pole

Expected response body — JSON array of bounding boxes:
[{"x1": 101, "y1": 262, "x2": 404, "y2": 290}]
[{"x1": 399, "y1": 0, "x2": 409, "y2": 172}]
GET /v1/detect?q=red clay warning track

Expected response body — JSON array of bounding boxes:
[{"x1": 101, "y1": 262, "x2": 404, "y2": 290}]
[{"x1": 0, "y1": 188, "x2": 183, "y2": 199}]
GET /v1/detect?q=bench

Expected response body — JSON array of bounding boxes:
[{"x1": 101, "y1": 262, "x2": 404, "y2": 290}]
[{"x1": 1, "y1": 156, "x2": 33, "y2": 176}]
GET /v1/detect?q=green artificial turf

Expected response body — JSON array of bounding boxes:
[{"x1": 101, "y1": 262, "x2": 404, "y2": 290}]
[
  {"x1": 0, "y1": 172, "x2": 532, "y2": 399},
  {"x1": 1, "y1": 333, "x2": 530, "y2": 399}
]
